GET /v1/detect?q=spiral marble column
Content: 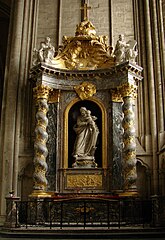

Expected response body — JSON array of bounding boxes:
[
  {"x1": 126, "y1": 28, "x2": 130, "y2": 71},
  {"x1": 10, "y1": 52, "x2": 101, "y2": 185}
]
[
  {"x1": 31, "y1": 85, "x2": 51, "y2": 197},
  {"x1": 120, "y1": 83, "x2": 138, "y2": 195}
]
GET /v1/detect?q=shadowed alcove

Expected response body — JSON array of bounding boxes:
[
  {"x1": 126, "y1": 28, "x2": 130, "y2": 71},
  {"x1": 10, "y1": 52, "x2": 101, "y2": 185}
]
[{"x1": 68, "y1": 100, "x2": 102, "y2": 168}]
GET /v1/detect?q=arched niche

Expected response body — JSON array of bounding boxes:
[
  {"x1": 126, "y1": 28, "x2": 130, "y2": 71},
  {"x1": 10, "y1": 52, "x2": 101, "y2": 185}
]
[{"x1": 64, "y1": 97, "x2": 107, "y2": 169}]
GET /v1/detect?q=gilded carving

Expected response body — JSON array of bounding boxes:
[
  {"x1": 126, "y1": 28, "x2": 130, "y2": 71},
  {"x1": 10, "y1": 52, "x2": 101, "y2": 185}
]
[
  {"x1": 74, "y1": 82, "x2": 96, "y2": 100},
  {"x1": 33, "y1": 85, "x2": 51, "y2": 101},
  {"x1": 111, "y1": 89, "x2": 123, "y2": 102},
  {"x1": 67, "y1": 174, "x2": 102, "y2": 188},
  {"x1": 118, "y1": 83, "x2": 137, "y2": 99}
]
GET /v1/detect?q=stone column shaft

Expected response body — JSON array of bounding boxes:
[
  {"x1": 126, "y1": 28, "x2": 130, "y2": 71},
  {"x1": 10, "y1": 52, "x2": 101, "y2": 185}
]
[
  {"x1": 31, "y1": 85, "x2": 51, "y2": 197},
  {"x1": 0, "y1": 0, "x2": 25, "y2": 222},
  {"x1": 144, "y1": 0, "x2": 158, "y2": 194},
  {"x1": 150, "y1": 0, "x2": 164, "y2": 134},
  {"x1": 120, "y1": 83, "x2": 138, "y2": 194}
]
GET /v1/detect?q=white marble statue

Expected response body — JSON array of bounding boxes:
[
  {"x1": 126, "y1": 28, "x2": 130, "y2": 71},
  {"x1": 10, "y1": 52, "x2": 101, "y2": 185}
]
[
  {"x1": 33, "y1": 37, "x2": 55, "y2": 65},
  {"x1": 72, "y1": 107, "x2": 99, "y2": 167},
  {"x1": 114, "y1": 34, "x2": 138, "y2": 64}
]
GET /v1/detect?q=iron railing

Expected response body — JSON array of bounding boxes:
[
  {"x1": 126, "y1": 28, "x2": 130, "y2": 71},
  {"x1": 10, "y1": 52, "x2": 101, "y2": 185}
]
[{"x1": 15, "y1": 198, "x2": 153, "y2": 229}]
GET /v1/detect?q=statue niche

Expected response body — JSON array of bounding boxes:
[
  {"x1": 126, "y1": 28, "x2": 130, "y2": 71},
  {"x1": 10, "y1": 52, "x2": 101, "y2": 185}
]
[{"x1": 68, "y1": 100, "x2": 102, "y2": 169}]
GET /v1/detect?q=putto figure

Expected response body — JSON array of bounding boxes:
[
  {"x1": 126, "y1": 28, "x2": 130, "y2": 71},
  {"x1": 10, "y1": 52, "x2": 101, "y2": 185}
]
[
  {"x1": 114, "y1": 34, "x2": 138, "y2": 64},
  {"x1": 72, "y1": 107, "x2": 99, "y2": 168}
]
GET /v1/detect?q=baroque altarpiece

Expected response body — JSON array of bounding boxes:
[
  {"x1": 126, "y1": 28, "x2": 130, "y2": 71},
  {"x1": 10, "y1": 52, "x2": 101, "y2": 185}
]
[{"x1": 30, "y1": 11, "x2": 142, "y2": 198}]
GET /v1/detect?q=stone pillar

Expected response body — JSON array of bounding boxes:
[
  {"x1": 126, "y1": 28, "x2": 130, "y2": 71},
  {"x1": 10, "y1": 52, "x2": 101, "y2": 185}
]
[
  {"x1": 120, "y1": 83, "x2": 138, "y2": 195},
  {"x1": 30, "y1": 85, "x2": 52, "y2": 197},
  {"x1": 0, "y1": 0, "x2": 40, "y2": 224}
]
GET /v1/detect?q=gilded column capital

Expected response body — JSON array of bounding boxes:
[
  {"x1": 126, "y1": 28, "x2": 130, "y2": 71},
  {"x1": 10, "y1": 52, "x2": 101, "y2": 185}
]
[
  {"x1": 33, "y1": 85, "x2": 52, "y2": 101},
  {"x1": 118, "y1": 83, "x2": 137, "y2": 99},
  {"x1": 74, "y1": 82, "x2": 96, "y2": 100},
  {"x1": 111, "y1": 89, "x2": 123, "y2": 102}
]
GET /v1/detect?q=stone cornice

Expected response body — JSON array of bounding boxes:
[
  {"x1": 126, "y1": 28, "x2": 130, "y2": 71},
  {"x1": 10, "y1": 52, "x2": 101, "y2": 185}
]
[{"x1": 30, "y1": 62, "x2": 143, "y2": 85}]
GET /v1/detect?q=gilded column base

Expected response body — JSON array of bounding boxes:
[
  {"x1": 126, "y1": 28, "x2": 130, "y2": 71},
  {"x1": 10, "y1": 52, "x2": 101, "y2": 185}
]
[
  {"x1": 118, "y1": 190, "x2": 139, "y2": 197},
  {"x1": 29, "y1": 190, "x2": 52, "y2": 198}
]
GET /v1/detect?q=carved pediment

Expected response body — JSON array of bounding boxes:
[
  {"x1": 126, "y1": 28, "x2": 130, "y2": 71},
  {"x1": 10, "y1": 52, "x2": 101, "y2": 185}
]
[
  {"x1": 33, "y1": 20, "x2": 115, "y2": 71},
  {"x1": 52, "y1": 20, "x2": 115, "y2": 70}
]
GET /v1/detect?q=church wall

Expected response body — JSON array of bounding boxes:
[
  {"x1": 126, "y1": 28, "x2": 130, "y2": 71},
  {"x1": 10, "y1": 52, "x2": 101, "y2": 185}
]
[
  {"x1": 111, "y1": 0, "x2": 134, "y2": 45},
  {"x1": 37, "y1": 0, "x2": 60, "y2": 48},
  {"x1": 0, "y1": 0, "x2": 35, "y2": 222},
  {"x1": 60, "y1": 0, "x2": 81, "y2": 44},
  {"x1": 89, "y1": 0, "x2": 110, "y2": 43}
]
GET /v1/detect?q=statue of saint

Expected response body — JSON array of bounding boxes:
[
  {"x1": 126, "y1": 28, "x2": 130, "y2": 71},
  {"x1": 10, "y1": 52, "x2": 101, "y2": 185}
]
[{"x1": 72, "y1": 107, "x2": 99, "y2": 168}]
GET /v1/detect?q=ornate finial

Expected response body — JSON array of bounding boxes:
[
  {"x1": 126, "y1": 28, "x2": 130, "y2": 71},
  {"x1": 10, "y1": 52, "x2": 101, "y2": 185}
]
[{"x1": 80, "y1": 3, "x2": 91, "y2": 21}]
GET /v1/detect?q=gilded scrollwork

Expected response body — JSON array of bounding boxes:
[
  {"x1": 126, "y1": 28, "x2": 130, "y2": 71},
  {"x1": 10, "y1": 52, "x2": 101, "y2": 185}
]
[
  {"x1": 48, "y1": 18, "x2": 115, "y2": 70},
  {"x1": 74, "y1": 82, "x2": 96, "y2": 100}
]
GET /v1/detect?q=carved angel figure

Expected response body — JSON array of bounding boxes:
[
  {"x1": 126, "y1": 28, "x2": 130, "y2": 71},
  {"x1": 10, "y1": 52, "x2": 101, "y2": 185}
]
[
  {"x1": 38, "y1": 37, "x2": 55, "y2": 63},
  {"x1": 114, "y1": 34, "x2": 138, "y2": 64},
  {"x1": 32, "y1": 37, "x2": 55, "y2": 65}
]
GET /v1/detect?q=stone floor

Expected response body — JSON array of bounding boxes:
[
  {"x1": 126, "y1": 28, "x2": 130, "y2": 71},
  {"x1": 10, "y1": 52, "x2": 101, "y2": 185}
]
[
  {"x1": 1, "y1": 226, "x2": 165, "y2": 239},
  {"x1": 0, "y1": 238, "x2": 165, "y2": 240},
  {"x1": 0, "y1": 232, "x2": 165, "y2": 239}
]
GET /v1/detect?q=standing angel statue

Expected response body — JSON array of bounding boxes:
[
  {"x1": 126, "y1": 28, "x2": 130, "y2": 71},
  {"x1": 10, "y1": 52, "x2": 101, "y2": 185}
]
[
  {"x1": 114, "y1": 34, "x2": 138, "y2": 64},
  {"x1": 33, "y1": 37, "x2": 55, "y2": 65}
]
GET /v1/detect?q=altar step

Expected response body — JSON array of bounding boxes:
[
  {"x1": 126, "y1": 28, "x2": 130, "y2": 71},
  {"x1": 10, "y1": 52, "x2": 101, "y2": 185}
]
[{"x1": 1, "y1": 227, "x2": 165, "y2": 239}]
